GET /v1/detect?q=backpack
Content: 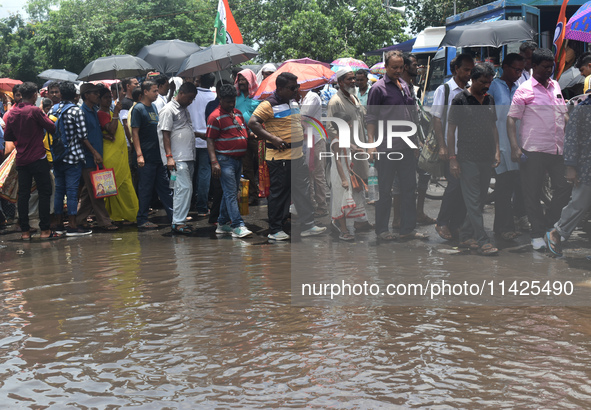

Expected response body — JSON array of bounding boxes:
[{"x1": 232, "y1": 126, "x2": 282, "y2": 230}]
[
  {"x1": 48, "y1": 103, "x2": 76, "y2": 163},
  {"x1": 417, "y1": 83, "x2": 450, "y2": 178}
]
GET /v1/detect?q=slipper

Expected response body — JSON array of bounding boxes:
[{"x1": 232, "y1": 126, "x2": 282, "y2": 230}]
[
  {"x1": 339, "y1": 231, "x2": 355, "y2": 241},
  {"x1": 99, "y1": 224, "x2": 119, "y2": 231},
  {"x1": 500, "y1": 231, "x2": 520, "y2": 241},
  {"x1": 436, "y1": 225, "x2": 452, "y2": 241},
  {"x1": 377, "y1": 231, "x2": 396, "y2": 241},
  {"x1": 40, "y1": 231, "x2": 64, "y2": 240},
  {"x1": 400, "y1": 231, "x2": 429, "y2": 240},
  {"x1": 417, "y1": 215, "x2": 437, "y2": 225},
  {"x1": 354, "y1": 221, "x2": 374, "y2": 232},
  {"x1": 545, "y1": 231, "x2": 563, "y2": 257},
  {"x1": 138, "y1": 222, "x2": 159, "y2": 229},
  {"x1": 171, "y1": 224, "x2": 193, "y2": 235},
  {"x1": 21, "y1": 233, "x2": 31, "y2": 241},
  {"x1": 478, "y1": 243, "x2": 499, "y2": 256},
  {"x1": 459, "y1": 238, "x2": 479, "y2": 250}
]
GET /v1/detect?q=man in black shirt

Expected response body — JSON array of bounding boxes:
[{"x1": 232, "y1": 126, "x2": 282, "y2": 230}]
[{"x1": 447, "y1": 63, "x2": 500, "y2": 255}]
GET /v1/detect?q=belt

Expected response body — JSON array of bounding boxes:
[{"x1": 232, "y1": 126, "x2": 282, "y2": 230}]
[{"x1": 265, "y1": 140, "x2": 303, "y2": 150}]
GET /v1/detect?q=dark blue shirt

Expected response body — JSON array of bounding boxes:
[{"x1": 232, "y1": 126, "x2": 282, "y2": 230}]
[
  {"x1": 564, "y1": 96, "x2": 591, "y2": 185},
  {"x1": 81, "y1": 103, "x2": 103, "y2": 168},
  {"x1": 130, "y1": 102, "x2": 161, "y2": 164}
]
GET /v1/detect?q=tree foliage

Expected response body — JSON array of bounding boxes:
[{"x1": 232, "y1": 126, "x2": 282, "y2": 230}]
[
  {"x1": 402, "y1": 0, "x2": 496, "y2": 34},
  {"x1": 0, "y1": 0, "x2": 409, "y2": 82}
]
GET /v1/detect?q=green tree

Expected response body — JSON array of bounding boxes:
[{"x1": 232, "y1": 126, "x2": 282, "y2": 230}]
[{"x1": 402, "y1": 0, "x2": 496, "y2": 34}]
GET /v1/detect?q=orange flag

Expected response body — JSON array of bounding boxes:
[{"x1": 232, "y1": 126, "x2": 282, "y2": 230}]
[
  {"x1": 553, "y1": 0, "x2": 570, "y2": 80},
  {"x1": 214, "y1": 0, "x2": 243, "y2": 44}
]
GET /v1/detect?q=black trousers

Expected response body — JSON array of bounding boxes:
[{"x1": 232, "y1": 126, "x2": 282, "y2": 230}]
[
  {"x1": 436, "y1": 165, "x2": 466, "y2": 232},
  {"x1": 16, "y1": 158, "x2": 52, "y2": 231},
  {"x1": 267, "y1": 157, "x2": 315, "y2": 234},
  {"x1": 494, "y1": 170, "x2": 526, "y2": 234},
  {"x1": 520, "y1": 150, "x2": 572, "y2": 238}
]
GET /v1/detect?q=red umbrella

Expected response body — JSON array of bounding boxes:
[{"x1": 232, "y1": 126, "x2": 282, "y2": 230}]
[
  {"x1": 254, "y1": 62, "x2": 336, "y2": 100},
  {"x1": 0, "y1": 78, "x2": 22, "y2": 92},
  {"x1": 278, "y1": 58, "x2": 330, "y2": 69}
]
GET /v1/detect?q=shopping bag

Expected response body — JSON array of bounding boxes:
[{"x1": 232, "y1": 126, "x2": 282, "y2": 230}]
[
  {"x1": 257, "y1": 141, "x2": 270, "y2": 198},
  {"x1": 90, "y1": 165, "x2": 118, "y2": 199},
  {"x1": 0, "y1": 150, "x2": 18, "y2": 203}
]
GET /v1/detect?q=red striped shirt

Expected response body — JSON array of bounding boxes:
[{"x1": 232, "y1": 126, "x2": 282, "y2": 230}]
[{"x1": 206, "y1": 107, "x2": 248, "y2": 157}]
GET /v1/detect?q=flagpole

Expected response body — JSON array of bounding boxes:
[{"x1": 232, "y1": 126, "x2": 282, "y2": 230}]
[{"x1": 213, "y1": 27, "x2": 218, "y2": 45}]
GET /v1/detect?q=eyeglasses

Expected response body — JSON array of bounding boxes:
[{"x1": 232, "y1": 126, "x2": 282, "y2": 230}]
[
  {"x1": 509, "y1": 66, "x2": 524, "y2": 74},
  {"x1": 288, "y1": 84, "x2": 300, "y2": 91}
]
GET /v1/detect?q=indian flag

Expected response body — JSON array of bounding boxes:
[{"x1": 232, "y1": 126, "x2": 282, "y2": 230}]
[{"x1": 214, "y1": 0, "x2": 243, "y2": 45}]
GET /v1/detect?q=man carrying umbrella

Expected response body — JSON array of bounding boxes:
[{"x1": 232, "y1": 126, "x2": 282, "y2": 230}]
[{"x1": 249, "y1": 72, "x2": 326, "y2": 241}]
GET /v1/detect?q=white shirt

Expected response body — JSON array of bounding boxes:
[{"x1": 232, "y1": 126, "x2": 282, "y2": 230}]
[
  {"x1": 300, "y1": 91, "x2": 323, "y2": 145},
  {"x1": 187, "y1": 87, "x2": 216, "y2": 149},
  {"x1": 516, "y1": 69, "x2": 531, "y2": 86},
  {"x1": 430, "y1": 78, "x2": 464, "y2": 147},
  {"x1": 153, "y1": 94, "x2": 168, "y2": 113},
  {"x1": 157, "y1": 100, "x2": 196, "y2": 165}
]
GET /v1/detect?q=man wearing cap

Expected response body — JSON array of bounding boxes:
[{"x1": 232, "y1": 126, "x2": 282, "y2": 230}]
[
  {"x1": 77, "y1": 83, "x2": 118, "y2": 232},
  {"x1": 326, "y1": 66, "x2": 373, "y2": 232}
]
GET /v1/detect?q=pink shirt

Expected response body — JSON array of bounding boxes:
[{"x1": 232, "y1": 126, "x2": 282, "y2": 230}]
[{"x1": 508, "y1": 77, "x2": 567, "y2": 155}]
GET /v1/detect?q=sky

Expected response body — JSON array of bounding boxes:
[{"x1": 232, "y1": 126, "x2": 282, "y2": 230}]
[{"x1": 0, "y1": 0, "x2": 26, "y2": 19}]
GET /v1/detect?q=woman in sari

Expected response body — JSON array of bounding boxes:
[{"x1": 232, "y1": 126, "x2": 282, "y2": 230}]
[{"x1": 97, "y1": 87, "x2": 138, "y2": 223}]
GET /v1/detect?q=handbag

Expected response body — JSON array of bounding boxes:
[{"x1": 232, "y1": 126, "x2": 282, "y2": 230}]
[
  {"x1": 417, "y1": 84, "x2": 449, "y2": 178},
  {"x1": 0, "y1": 150, "x2": 18, "y2": 203},
  {"x1": 90, "y1": 165, "x2": 118, "y2": 199}
]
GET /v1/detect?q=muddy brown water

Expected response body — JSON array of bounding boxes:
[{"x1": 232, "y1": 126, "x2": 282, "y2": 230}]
[{"x1": 2, "y1": 210, "x2": 591, "y2": 408}]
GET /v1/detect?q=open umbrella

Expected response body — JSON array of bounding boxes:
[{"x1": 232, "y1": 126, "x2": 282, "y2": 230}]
[
  {"x1": 558, "y1": 66, "x2": 585, "y2": 89},
  {"x1": 370, "y1": 62, "x2": 386, "y2": 75},
  {"x1": 137, "y1": 39, "x2": 202, "y2": 75},
  {"x1": 38, "y1": 69, "x2": 78, "y2": 82},
  {"x1": 176, "y1": 44, "x2": 258, "y2": 78},
  {"x1": 279, "y1": 58, "x2": 330, "y2": 69},
  {"x1": 330, "y1": 57, "x2": 369, "y2": 72},
  {"x1": 253, "y1": 62, "x2": 336, "y2": 100},
  {"x1": 0, "y1": 78, "x2": 22, "y2": 92},
  {"x1": 439, "y1": 20, "x2": 535, "y2": 48},
  {"x1": 77, "y1": 55, "x2": 153, "y2": 81},
  {"x1": 566, "y1": 1, "x2": 591, "y2": 43}
]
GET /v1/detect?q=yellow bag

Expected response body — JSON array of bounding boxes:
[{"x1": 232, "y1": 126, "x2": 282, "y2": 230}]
[{"x1": 239, "y1": 178, "x2": 249, "y2": 216}]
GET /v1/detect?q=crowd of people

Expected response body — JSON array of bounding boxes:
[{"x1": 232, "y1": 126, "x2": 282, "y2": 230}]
[{"x1": 1, "y1": 44, "x2": 590, "y2": 256}]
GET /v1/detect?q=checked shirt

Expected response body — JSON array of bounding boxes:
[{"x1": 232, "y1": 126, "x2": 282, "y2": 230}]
[{"x1": 53, "y1": 101, "x2": 87, "y2": 165}]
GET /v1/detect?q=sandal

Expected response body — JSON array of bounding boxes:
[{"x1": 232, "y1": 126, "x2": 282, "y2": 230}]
[
  {"x1": 21, "y1": 232, "x2": 31, "y2": 241},
  {"x1": 500, "y1": 231, "x2": 520, "y2": 241},
  {"x1": 544, "y1": 231, "x2": 563, "y2": 257},
  {"x1": 40, "y1": 231, "x2": 64, "y2": 240},
  {"x1": 99, "y1": 224, "x2": 119, "y2": 231},
  {"x1": 417, "y1": 214, "x2": 436, "y2": 225},
  {"x1": 354, "y1": 221, "x2": 374, "y2": 232},
  {"x1": 459, "y1": 238, "x2": 479, "y2": 250},
  {"x1": 478, "y1": 243, "x2": 499, "y2": 256},
  {"x1": 138, "y1": 222, "x2": 159, "y2": 229},
  {"x1": 171, "y1": 224, "x2": 193, "y2": 235},
  {"x1": 377, "y1": 231, "x2": 396, "y2": 241},
  {"x1": 435, "y1": 225, "x2": 452, "y2": 241},
  {"x1": 400, "y1": 231, "x2": 429, "y2": 240},
  {"x1": 339, "y1": 230, "x2": 355, "y2": 241}
]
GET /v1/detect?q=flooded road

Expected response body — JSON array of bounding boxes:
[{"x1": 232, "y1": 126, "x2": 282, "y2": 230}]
[{"x1": 2, "y1": 203, "x2": 591, "y2": 408}]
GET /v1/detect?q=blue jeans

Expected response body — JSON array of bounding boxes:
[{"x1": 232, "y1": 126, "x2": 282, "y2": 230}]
[
  {"x1": 193, "y1": 148, "x2": 211, "y2": 214},
  {"x1": 218, "y1": 154, "x2": 245, "y2": 228},
  {"x1": 137, "y1": 162, "x2": 173, "y2": 225},
  {"x1": 172, "y1": 161, "x2": 194, "y2": 225},
  {"x1": 53, "y1": 161, "x2": 83, "y2": 216}
]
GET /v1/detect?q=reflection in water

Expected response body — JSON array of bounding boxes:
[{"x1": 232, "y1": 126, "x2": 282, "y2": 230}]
[{"x1": 1, "y1": 232, "x2": 591, "y2": 407}]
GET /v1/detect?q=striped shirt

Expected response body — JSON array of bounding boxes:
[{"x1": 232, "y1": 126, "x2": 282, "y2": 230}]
[
  {"x1": 51, "y1": 102, "x2": 87, "y2": 165},
  {"x1": 206, "y1": 106, "x2": 248, "y2": 157}
]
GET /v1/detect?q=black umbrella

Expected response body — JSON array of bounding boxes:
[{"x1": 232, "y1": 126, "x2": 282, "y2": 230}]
[
  {"x1": 176, "y1": 44, "x2": 258, "y2": 77},
  {"x1": 439, "y1": 20, "x2": 535, "y2": 48},
  {"x1": 137, "y1": 39, "x2": 202, "y2": 75},
  {"x1": 38, "y1": 68, "x2": 79, "y2": 82},
  {"x1": 77, "y1": 55, "x2": 153, "y2": 81}
]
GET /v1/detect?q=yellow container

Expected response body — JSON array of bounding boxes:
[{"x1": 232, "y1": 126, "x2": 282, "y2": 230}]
[{"x1": 239, "y1": 178, "x2": 249, "y2": 216}]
